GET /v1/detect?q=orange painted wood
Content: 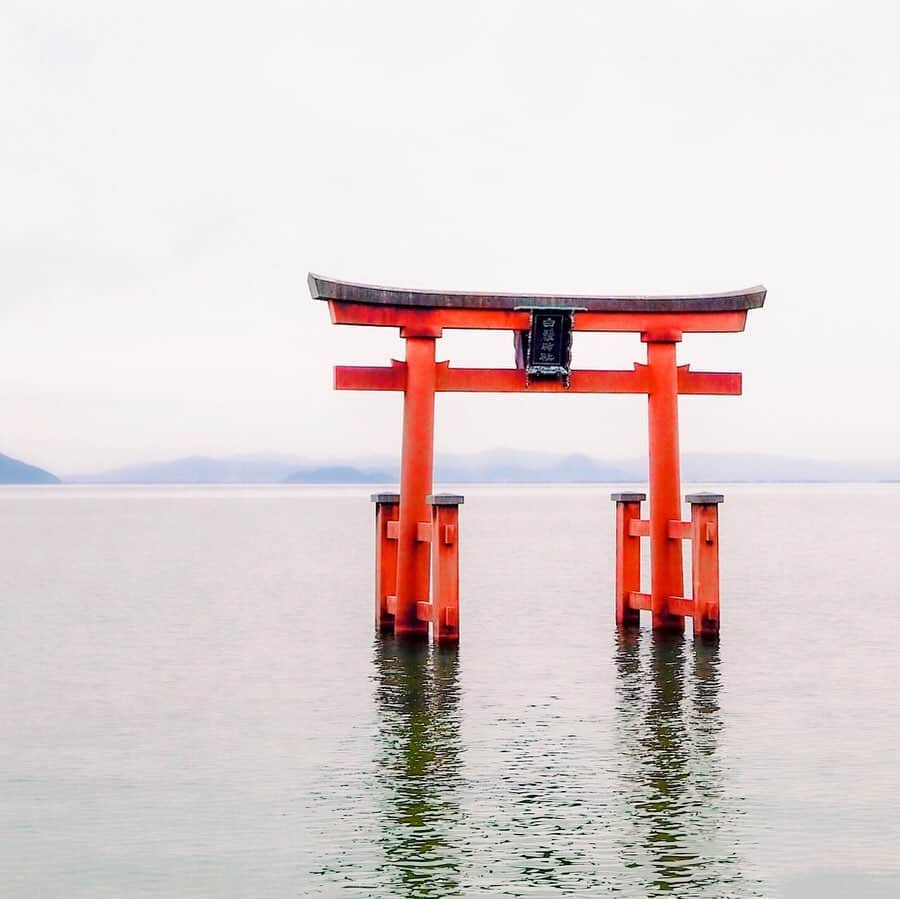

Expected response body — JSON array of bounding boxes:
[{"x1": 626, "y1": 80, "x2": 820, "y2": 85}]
[
  {"x1": 374, "y1": 500, "x2": 399, "y2": 633},
  {"x1": 385, "y1": 520, "x2": 400, "y2": 540},
  {"x1": 668, "y1": 596, "x2": 695, "y2": 618},
  {"x1": 394, "y1": 337, "x2": 435, "y2": 638},
  {"x1": 328, "y1": 300, "x2": 750, "y2": 335},
  {"x1": 435, "y1": 364, "x2": 651, "y2": 393},
  {"x1": 615, "y1": 499, "x2": 644, "y2": 627},
  {"x1": 677, "y1": 366, "x2": 742, "y2": 396},
  {"x1": 339, "y1": 363, "x2": 654, "y2": 393},
  {"x1": 430, "y1": 500, "x2": 461, "y2": 644},
  {"x1": 631, "y1": 592, "x2": 692, "y2": 618},
  {"x1": 330, "y1": 301, "x2": 529, "y2": 333},
  {"x1": 691, "y1": 502, "x2": 721, "y2": 638},
  {"x1": 336, "y1": 361, "x2": 741, "y2": 397},
  {"x1": 667, "y1": 520, "x2": 692, "y2": 540},
  {"x1": 416, "y1": 601, "x2": 434, "y2": 622},
  {"x1": 576, "y1": 309, "x2": 748, "y2": 333},
  {"x1": 628, "y1": 518, "x2": 650, "y2": 538},
  {"x1": 335, "y1": 360, "x2": 406, "y2": 391},
  {"x1": 646, "y1": 340, "x2": 686, "y2": 633},
  {"x1": 416, "y1": 521, "x2": 433, "y2": 543},
  {"x1": 386, "y1": 595, "x2": 397, "y2": 615},
  {"x1": 627, "y1": 592, "x2": 652, "y2": 611}
]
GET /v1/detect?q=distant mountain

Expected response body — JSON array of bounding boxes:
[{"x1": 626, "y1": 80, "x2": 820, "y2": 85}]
[
  {"x1": 68, "y1": 455, "x2": 305, "y2": 484},
  {"x1": 284, "y1": 466, "x2": 394, "y2": 484},
  {"x1": 435, "y1": 451, "x2": 631, "y2": 483},
  {"x1": 0, "y1": 452, "x2": 60, "y2": 485},
  {"x1": 678, "y1": 453, "x2": 900, "y2": 483},
  {"x1": 65, "y1": 450, "x2": 900, "y2": 485}
]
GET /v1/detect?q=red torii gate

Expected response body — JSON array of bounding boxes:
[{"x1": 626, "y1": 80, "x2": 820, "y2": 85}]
[{"x1": 309, "y1": 274, "x2": 765, "y2": 642}]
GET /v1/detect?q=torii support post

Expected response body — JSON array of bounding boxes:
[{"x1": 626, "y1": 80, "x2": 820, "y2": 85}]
[
  {"x1": 612, "y1": 492, "x2": 645, "y2": 628},
  {"x1": 427, "y1": 494, "x2": 463, "y2": 645},
  {"x1": 371, "y1": 493, "x2": 400, "y2": 633},
  {"x1": 394, "y1": 335, "x2": 436, "y2": 639},
  {"x1": 371, "y1": 492, "x2": 464, "y2": 643},
  {"x1": 645, "y1": 335, "x2": 685, "y2": 633},
  {"x1": 687, "y1": 493, "x2": 724, "y2": 639}
]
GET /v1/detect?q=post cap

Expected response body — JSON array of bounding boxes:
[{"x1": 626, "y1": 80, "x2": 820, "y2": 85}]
[
  {"x1": 610, "y1": 492, "x2": 646, "y2": 503},
  {"x1": 685, "y1": 492, "x2": 725, "y2": 504},
  {"x1": 427, "y1": 493, "x2": 465, "y2": 505},
  {"x1": 370, "y1": 492, "x2": 400, "y2": 503}
]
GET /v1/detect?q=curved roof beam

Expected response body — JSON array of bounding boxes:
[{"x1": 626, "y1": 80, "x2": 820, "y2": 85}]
[{"x1": 309, "y1": 274, "x2": 766, "y2": 314}]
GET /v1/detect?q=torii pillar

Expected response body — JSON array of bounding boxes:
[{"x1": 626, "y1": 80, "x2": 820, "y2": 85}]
[
  {"x1": 645, "y1": 333, "x2": 686, "y2": 631},
  {"x1": 394, "y1": 333, "x2": 436, "y2": 638}
]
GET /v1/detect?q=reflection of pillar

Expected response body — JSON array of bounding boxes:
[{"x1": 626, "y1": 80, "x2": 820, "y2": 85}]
[
  {"x1": 692, "y1": 637, "x2": 722, "y2": 727},
  {"x1": 645, "y1": 337, "x2": 685, "y2": 633},
  {"x1": 395, "y1": 336, "x2": 436, "y2": 639},
  {"x1": 612, "y1": 633, "x2": 754, "y2": 894},
  {"x1": 614, "y1": 633, "x2": 691, "y2": 888},
  {"x1": 690, "y1": 640, "x2": 724, "y2": 782},
  {"x1": 372, "y1": 638, "x2": 462, "y2": 896},
  {"x1": 614, "y1": 630, "x2": 643, "y2": 714}
]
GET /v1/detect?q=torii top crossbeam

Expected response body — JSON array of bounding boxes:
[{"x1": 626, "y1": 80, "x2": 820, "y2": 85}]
[
  {"x1": 309, "y1": 273, "x2": 765, "y2": 395},
  {"x1": 309, "y1": 273, "x2": 765, "y2": 312},
  {"x1": 309, "y1": 273, "x2": 765, "y2": 637}
]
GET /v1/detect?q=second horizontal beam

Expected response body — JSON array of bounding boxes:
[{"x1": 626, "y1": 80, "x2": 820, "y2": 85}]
[{"x1": 336, "y1": 363, "x2": 741, "y2": 395}]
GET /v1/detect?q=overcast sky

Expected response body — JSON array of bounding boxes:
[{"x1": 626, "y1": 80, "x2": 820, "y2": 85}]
[{"x1": 3, "y1": 0, "x2": 899, "y2": 472}]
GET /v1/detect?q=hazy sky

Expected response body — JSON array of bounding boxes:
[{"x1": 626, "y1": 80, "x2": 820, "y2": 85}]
[{"x1": 3, "y1": 0, "x2": 899, "y2": 472}]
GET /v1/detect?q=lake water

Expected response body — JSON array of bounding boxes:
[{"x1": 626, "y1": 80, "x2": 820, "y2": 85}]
[{"x1": 2, "y1": 484, "x2": 899, "y2": 898}]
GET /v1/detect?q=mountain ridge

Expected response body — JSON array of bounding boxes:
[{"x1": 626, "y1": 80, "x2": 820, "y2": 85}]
[
  {"x1": 62, "y1": 450, "x2": 900, "y2": 484},
  {"x1": 0, "y1": 452, "x2": 60, "y2": 485}
]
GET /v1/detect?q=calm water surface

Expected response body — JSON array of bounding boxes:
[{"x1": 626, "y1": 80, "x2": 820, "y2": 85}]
[{"x1": 2, "y1": 484, "x2": 899, "y2": 897}]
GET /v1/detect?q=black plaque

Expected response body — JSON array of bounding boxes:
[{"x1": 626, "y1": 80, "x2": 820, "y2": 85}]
[{"x1": 523, "y1": 309, "x2": 573, "y2": 379}]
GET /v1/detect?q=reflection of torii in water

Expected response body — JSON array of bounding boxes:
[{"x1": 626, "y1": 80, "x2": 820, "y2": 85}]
[
  {"x1": 371, "y1": 640, "x2": 463, "y2": 897},
  {"x1": 367, "y1": 631, "x2": 759, "y2": 894},
  {"x1": 310, "y1": 275, "x2": 764, "y2": 641},
  {"x1": 613, "y1": 632, "x2": 759, "y2": 895}
]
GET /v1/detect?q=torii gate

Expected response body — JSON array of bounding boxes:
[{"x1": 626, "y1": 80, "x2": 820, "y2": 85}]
[{"x1": 309, "y1": 274, "x2": 765, "y2": 642}]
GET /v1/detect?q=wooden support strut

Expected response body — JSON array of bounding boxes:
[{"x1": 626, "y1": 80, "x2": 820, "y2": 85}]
[
  {"x1": 371, "y1": 493, "x2": 400, "y2": 633},
  {"x1": 687, "y1": 493, "x2": 724, "y2": 638},
  {"x1": 371, "y1": 490, "x2": 464, "y2": 642},
  {"x1": 612, "y1": 493, "x2": 645, "y2": 628},
  {"x1": 614, "y1": 492, "x2": 725, "y2": 637},
  {"x1": 427, "y1": 494, "x2": 463, "y2": 644}
]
